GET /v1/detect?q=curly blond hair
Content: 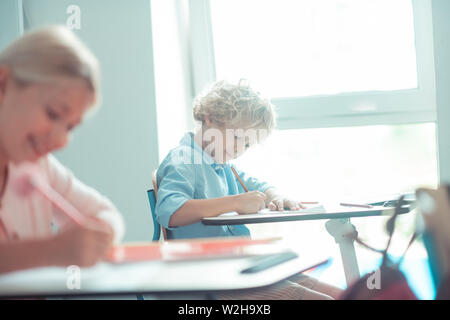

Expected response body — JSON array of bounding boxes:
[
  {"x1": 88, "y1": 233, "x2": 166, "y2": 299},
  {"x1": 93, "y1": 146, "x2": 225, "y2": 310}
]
[{"x1": 193, "y1": 79, "x2": 276, "y2": 135}]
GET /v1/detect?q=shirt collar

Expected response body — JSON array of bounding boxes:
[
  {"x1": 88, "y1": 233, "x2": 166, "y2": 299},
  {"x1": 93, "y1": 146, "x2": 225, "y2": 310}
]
[{"x1": 180, "y1": 132, "x2": 227, "y2": 172}]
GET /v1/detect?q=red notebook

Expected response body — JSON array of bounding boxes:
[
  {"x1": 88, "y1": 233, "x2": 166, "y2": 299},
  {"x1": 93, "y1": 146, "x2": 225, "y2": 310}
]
[{"x1": 106, "y1": 237, "x2": 282, "y2": 263}]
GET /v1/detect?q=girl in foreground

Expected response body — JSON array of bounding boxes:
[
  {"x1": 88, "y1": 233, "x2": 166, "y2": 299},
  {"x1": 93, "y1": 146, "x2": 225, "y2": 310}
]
[{"x1": 0, "y1": 26, "x2": 124, "y2": 274}]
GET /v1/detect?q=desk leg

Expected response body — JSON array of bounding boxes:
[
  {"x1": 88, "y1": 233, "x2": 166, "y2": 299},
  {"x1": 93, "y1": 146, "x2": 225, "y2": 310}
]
[{"x1": 325, "y1": 218, "x2": 360, "y2": 287}]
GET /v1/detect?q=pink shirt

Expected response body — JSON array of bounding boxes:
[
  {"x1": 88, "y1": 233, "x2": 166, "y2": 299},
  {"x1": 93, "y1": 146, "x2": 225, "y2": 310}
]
[{"x1": 0, "y1": 154, "x2": 125, "y2": 243}]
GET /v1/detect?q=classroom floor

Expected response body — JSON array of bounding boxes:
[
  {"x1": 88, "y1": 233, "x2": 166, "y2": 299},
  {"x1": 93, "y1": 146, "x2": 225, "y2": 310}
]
[{"x1": 309, "y1": 247, "x2": 435, "y2": 300}]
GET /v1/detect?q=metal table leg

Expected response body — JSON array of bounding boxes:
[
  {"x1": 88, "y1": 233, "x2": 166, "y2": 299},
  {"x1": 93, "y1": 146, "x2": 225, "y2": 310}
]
[{"x1": 325, "y1": 218, "x2": 360, "y2": 286}]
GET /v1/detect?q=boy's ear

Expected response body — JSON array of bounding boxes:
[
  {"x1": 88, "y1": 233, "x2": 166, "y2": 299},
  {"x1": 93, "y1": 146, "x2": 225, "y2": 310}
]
[
  {"x1": 204, "y1": 115, "x2": 212, "y2": 127},
  {"x1": 0, "y1": 66, "x2": 11, "y2": 104}
]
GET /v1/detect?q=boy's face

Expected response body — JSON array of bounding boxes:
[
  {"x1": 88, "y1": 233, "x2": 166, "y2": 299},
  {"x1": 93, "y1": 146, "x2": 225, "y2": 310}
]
[{"x1": 203, "y1": 125, "x2": 257, "y2": 164}]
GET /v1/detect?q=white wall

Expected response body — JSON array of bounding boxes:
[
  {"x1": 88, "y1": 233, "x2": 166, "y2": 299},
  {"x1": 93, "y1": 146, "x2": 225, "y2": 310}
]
[
  {"x1": 151, "y1": 0, "x2": 193, "y2": 160},
  {"x1": 432, "y1": 0, "x2": 450, "y2": 184},
  {"x1": 0, "y1": 0, "x2": 23, "y2": 50},
  {"x1": 21, "y1": 0, "x2": 159, "y2": 241}
]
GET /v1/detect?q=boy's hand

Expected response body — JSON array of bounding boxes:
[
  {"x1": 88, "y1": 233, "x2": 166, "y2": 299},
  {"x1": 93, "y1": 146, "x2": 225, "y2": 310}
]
[
  {"x1": 233, "y1": 191, "x2": 266, "y2": 214},
  {"x1": 268, "y1": 198, "x2": 305, "y2": 211},
  {"x1": 265, "y1": 189, "x2": 305, "y2": 211}
]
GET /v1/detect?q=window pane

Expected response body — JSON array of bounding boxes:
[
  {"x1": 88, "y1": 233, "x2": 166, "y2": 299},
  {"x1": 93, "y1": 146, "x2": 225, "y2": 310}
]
[
  {"x1": 232, "y1": 123, "x2": 437, "y2": 202},
  {"x1": 210, "y1": 0, "x2": 418, "y2": 98},
  {"x1": 231, "y1": 123, "x2": 436, "y2": 297}
]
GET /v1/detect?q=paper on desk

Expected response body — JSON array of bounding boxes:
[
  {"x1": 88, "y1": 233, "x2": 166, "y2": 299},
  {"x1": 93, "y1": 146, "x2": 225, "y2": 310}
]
[
  {"x1": 258, "y1": 205, "x2": 326, "y2": 215},
  {"x1": 220, "y1": 205, "x2": 326, "y2": 217}
]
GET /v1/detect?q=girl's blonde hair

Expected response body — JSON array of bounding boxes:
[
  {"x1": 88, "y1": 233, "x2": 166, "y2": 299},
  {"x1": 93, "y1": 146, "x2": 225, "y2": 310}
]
[
  {"x1": 193, "y1": 79, "x2": 276, "y2": 135},
  {"x1": 0, "y1": 25, "x2": 100, "y2": 103}
]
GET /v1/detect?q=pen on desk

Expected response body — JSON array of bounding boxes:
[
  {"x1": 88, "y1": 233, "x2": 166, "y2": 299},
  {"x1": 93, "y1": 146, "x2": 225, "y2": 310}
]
[
  {"x1": 241, "y1": 251, "x2": 299, "y2": 274},
  {"x1": 231, "y1": 166, "x2": 249, "y2": 192},
  {"x1": 340, "y1": 203, "x2": 374, "y2": 209}
]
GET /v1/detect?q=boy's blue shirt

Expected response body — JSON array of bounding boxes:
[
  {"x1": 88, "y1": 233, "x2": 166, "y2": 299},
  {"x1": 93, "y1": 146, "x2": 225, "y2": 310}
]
[{"x1": 155, "y1": 132, "x2": 272, "y2": 239}]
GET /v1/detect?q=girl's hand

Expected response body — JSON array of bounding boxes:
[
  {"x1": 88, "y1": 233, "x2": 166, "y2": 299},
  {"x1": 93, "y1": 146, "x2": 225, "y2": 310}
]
[
  {"x1": 49, "y1": 217, "x2": 114, "y2": 267},
  {"x1": 232, "y1": 191, "x2": 266, "y2": 214}
]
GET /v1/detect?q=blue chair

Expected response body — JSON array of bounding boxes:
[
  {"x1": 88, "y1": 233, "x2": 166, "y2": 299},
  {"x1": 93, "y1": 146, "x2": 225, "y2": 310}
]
[
  {"x1": 147, "y1": 189, "x2": 161, "y2": 241},
  {"x1": 147, "y1": 169, "x2": 167, "y2": 241},
  {"x1": 137, "y1": 185, "x2": 164, "y2": 300},
  {"x1": 137, "y1": 174, "x2": 166, "y2": 300}
]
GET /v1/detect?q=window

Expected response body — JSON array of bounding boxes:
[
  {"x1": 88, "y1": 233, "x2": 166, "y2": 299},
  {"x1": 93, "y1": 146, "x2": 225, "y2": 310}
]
[
  {"x1": 211, "y1": 0, "x2": 418, "y2": 98},
  {"x1": 187, "y1": 1, "x2": 437, "y2": 296},
  {"x1": 231, "y1": 123, "x2": 437, "y2": 202},
  {"x1": 231, "y1": 123, "x2": 437, "y2": 297},
  {"x1": 190, "y1": 0, "x2": 436, "y2": 129}
]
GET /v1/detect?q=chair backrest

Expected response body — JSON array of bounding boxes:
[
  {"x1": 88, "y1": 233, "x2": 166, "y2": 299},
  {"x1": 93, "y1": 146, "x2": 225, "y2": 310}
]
[
  {"x1": 152, "y1": 169, "x2": 158, "y2": 196},
  {"x1": 147, "y1": 189, "x2": 160, "y2": 241},
  {"x1": 147, "y1": 169, "x2": 167, "y2": 241}
]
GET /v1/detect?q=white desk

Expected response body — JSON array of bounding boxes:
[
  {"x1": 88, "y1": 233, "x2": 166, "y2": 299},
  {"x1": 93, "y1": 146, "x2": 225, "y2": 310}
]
[
  {"x1": 0, "y1": 252, "x2": 329, "y2": 298},
  {"x1": 202, "y1": 204, "x2": 410, "y2": 225},
  {"x1": 203, "y1": 202, "x2": 413, "y2": 286}
]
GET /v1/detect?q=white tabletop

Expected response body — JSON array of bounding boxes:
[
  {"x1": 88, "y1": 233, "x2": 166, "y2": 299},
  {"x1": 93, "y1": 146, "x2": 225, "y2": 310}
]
[
  {"x1": 0, "y1": 251, "x2": 330, "y2": 298},
  {"x1": 203, "y1": 203, "x2": 412, "y2": 225}
]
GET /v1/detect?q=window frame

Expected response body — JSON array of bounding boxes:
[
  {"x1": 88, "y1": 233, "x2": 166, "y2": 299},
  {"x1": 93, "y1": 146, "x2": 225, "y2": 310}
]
[{"x1": 189, "y1": 0, "x2": 436, "y2": 129}]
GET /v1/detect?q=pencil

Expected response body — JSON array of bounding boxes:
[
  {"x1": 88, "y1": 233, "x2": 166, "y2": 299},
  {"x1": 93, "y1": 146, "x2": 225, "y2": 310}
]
[
  {"x1": 231, "y1": 166, "x2": 249, "y2": 192},
  {"x1": 230, "y1": 167, "x2": 319, "y2": 206},
  {"x1": 340, "y1": 202, "x2": 373, "y2": 209}
]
